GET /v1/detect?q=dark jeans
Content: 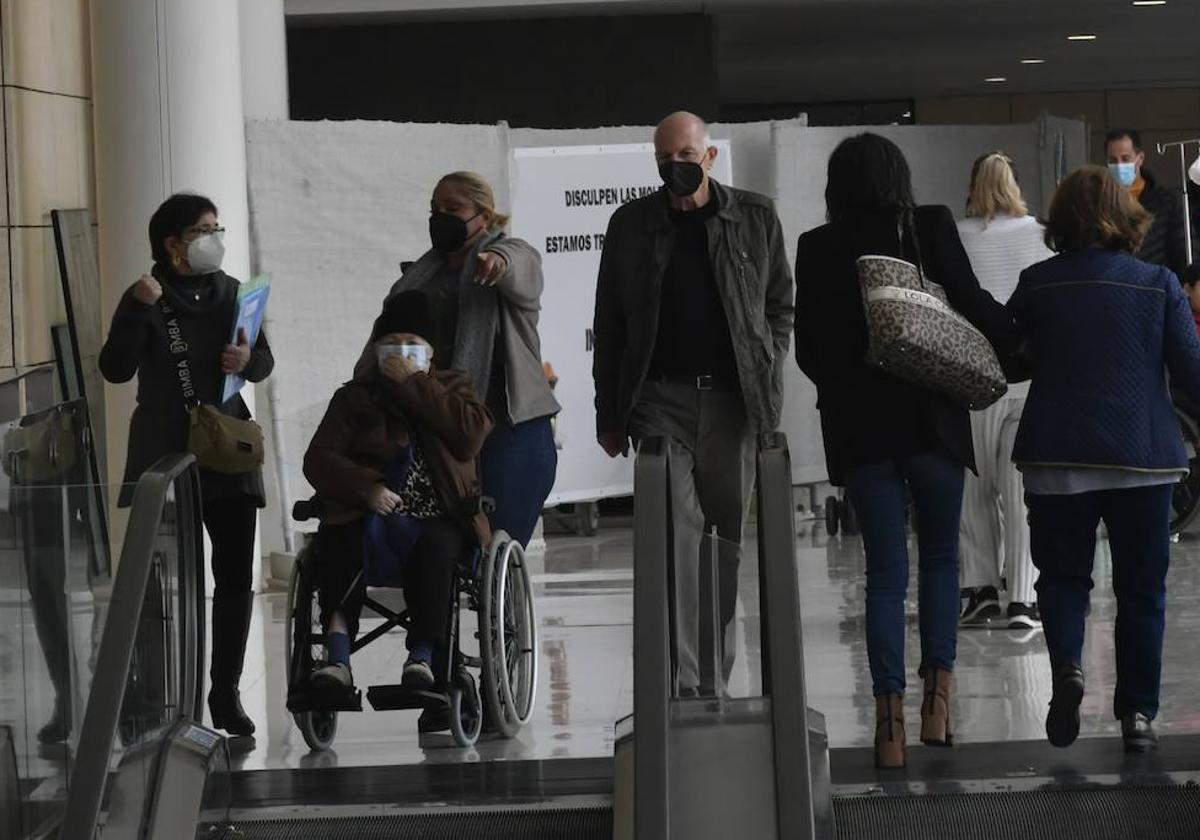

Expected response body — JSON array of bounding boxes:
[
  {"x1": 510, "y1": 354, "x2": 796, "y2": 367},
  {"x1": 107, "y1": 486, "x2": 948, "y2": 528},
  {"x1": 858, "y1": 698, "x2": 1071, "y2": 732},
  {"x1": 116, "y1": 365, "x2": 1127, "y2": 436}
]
[
  {"x1": 316, "y1": 517, "x2": 465, "y2": 649},
  {"x1": 844, "y1": 449, "x2": 965, "y2": 696},
  {"x1": 481, "y1": 416, "x2": 557, "y2": 547},
  {"x1": 1027, "y1": 484, "x2": 1172, "y2": 720},
  {"x1": 201, "y1": 495, "x2": 258, "y2": 690}
]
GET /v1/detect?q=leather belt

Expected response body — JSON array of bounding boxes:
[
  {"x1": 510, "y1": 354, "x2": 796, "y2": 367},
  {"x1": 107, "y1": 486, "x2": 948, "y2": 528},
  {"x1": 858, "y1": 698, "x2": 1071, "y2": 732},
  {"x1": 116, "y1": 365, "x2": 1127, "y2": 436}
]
[{"x1": 648, "y1": 373, "x2": 730, "y2": 391}]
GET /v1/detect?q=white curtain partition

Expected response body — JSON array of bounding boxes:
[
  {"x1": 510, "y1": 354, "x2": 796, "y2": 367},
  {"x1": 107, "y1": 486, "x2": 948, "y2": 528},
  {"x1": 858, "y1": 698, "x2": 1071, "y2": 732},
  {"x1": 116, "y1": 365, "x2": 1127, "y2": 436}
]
[{"x1": 245, "y1": 115, "x2": 1087, "y2": 552}]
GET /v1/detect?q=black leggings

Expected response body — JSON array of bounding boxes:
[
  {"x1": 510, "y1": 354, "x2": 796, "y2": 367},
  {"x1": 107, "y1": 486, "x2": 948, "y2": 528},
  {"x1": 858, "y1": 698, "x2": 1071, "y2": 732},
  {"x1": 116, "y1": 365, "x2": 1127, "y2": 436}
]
[{"x1": 316, "y1": 517, "x2": 466, "y2": 647}]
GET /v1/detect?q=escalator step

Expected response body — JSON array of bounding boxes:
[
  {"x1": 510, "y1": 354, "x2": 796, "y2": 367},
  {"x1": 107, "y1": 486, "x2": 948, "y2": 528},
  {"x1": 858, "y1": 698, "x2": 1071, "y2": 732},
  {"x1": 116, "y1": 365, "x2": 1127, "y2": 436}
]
[
  {"x1": 834, "y1": 785, "x2": 1200, "y2": 840},
  {"x1": 220, "y1": 806, "x2": 612, "y2": 840}
]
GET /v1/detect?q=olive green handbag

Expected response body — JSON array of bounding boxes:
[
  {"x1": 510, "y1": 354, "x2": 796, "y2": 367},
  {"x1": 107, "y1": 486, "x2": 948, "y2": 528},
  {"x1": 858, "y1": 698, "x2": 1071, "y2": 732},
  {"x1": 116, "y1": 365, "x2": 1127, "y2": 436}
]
[
  {"x1": 161, "y1": 299, "x2": 264, "y2": 475},
  {"x1": 1, "y1": 405, "x2": 78, "y2": 482}
]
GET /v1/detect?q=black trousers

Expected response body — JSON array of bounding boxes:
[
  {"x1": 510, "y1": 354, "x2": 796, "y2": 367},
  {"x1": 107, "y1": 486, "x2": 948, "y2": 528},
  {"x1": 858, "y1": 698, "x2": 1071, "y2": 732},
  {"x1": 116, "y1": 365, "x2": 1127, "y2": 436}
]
[
  {"x1": 17, "y1": 483, "x2": 73, "y2": 712},
  {"x1": 316, "y1": 517, "x2": 465, "y2": 648},
  {"x1": 201, "y1": 495, "x2": 257, "y2": 690}
]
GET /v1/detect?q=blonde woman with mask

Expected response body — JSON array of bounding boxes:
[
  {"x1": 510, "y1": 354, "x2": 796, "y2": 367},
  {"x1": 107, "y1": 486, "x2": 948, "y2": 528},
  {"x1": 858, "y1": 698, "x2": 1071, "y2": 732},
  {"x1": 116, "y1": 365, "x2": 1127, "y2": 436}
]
[
  {"x1": 369, "y1": 171, "x2": 559, "y2": 550},
  {"x1": 956, "y1": 152, "x2": 1053, "y2": 630}
]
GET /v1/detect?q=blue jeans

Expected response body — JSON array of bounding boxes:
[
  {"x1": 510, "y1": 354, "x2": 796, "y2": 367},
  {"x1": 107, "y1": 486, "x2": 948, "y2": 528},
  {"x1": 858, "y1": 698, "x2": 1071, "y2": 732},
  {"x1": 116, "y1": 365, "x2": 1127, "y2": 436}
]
[
  {"x1": 1027, "y1": 485, "x2": 1172, "y2": 720},
  {"x1": 845, "y1": 450, "x2": 965, "y2": 696},
  {"x1": 480, "y1": 417, "x2": 558, "y2": 547}
]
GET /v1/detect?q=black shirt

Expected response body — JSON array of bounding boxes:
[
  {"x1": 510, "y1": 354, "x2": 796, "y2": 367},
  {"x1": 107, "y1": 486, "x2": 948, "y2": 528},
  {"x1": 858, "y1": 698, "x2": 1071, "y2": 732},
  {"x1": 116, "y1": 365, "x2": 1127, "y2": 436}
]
[{"x1": 647, "y1": 195, "x2": 738, "y2": 387}]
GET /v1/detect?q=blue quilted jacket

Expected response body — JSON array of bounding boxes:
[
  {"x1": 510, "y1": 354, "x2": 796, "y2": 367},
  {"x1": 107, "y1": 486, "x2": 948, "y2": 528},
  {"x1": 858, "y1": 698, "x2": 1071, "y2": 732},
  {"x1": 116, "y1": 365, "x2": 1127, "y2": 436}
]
[{"x1": 1009, "y1": 249, "x2": 1200, "y2": 473}]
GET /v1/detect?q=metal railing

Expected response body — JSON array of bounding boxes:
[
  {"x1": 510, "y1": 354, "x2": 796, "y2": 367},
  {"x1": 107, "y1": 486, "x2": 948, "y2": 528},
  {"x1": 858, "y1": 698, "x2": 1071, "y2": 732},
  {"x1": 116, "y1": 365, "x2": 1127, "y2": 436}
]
[
  {"x1": 59, "y1": 454, "x2": 205, "y2": 839},
  {"x1": 631, "y1": 432, "x2": 827, "y2": 839}
]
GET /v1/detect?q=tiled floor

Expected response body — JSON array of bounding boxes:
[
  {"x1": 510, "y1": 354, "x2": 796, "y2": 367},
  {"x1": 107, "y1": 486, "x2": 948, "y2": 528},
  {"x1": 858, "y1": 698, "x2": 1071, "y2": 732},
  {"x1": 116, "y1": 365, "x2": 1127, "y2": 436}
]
[
  {"x1": 216, "y1": 517, "x2": 1200, "y2": 771},
  {"x1": 6, "y1": 515, "x2": 1200, "y2": 783}
]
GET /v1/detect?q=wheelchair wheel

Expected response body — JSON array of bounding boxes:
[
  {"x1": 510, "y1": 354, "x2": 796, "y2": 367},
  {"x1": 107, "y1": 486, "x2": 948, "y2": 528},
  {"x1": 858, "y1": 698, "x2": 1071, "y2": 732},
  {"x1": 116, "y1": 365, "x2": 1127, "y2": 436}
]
[
  {"x1": 297, "y1": 709, "x2": 339, "y2": 752},
  {"x1": 480, "y1": 533, "x2": 538, "y2": 739},
  {"x1": 1172, "y1": 406, "x2": 1200, "y2": 535},
  {"x1": 449, "y1": 669, "x2": 482, "y2": 748},
  {"x1": 286, "y1": 545, "x2": 339, "y2": 751}
]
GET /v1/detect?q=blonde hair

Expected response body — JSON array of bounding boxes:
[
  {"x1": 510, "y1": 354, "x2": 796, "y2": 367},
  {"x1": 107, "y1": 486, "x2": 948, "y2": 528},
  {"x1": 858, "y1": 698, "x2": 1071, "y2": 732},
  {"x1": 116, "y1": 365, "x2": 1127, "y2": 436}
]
[
  {"x1": 436, "y1": 171, "x2": 510, "y2": 229},
  {"x1": 966, "y1": 152, "x2": 1028, "y2": 222}
]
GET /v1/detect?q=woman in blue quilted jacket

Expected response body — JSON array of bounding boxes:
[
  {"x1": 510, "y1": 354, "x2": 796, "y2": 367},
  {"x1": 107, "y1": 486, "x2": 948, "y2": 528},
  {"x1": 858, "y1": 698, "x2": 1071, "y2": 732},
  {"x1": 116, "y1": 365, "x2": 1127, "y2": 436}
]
[{"x1": 1009, "y1": 165, "x2": 1200, "y2": 754}]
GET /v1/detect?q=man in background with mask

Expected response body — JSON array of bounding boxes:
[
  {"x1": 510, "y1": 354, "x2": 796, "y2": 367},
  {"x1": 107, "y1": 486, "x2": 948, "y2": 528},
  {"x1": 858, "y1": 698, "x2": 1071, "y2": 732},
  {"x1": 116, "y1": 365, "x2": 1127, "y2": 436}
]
[
  {"x1": 593, "y1": 111, "x2": 793, "y2": 696},
  {"x1": 1106, "y1": 128, "x2": 1195, "y2": 275}
]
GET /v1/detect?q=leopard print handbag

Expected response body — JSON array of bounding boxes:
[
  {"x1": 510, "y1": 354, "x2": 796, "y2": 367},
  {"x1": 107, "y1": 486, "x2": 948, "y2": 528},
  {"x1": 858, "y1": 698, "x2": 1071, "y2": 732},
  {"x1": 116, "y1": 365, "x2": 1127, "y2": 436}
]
[{"x1": 856, "y1": 221, "x2": 1007, "y2": 410}]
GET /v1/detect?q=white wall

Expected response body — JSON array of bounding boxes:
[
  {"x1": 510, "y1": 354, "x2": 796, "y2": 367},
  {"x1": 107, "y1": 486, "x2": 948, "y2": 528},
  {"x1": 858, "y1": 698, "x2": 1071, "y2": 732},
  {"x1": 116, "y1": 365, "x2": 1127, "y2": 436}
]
[{"x1": 246, "y1": 115, "x2": 1087, "y2": 550}]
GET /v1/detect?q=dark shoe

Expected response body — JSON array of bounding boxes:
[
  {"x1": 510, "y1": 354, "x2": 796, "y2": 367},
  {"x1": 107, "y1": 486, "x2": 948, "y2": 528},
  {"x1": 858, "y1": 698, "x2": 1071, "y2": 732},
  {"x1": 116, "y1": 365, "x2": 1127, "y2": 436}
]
[
  {"x1": 1046, "y1": 663, "x2": 1084, "y2": 748},
  {"x1": 210, "y1": 590, "x2": 255, "y2": 736},
  {"x1": 311, "y1": 662, "x2": 353, "y2": 688},
  {"x1": 874, "y1": 693, "x2": 906, "y2": 769},
  {"x1": 1121, "y1": 712, "x2": 1158, "y2": 753},
  {"x1": 208, "y1": 686, "x2": 256, "y2": 737},
  {"x1": 402, "y1": 659, "x2": 435, "y2": 690},
  {"x1": 1006, "y1": 601, "x2": 1043, "y2": 630},
  {"x1": 960, "y1": 586, "x2": 1002, "y2": 626},
  {"x1": 920, "y1": 668, "x2": 954, "y2": 746},
  {"x1": 678, "y1": 686, "x2": 700, "y2": 699},
  {"x1": 37, "y1": 703, "x2": 70, "y2": 745}
]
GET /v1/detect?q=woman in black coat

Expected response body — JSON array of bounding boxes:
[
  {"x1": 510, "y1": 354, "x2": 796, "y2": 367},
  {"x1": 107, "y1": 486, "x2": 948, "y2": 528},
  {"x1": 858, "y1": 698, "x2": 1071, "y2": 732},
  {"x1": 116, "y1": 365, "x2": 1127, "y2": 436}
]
[
  {"x1": 100, "y1": 193, "x2": 274, "y2": 736},
  {"x1": 794, "y1": 134, "x2": 1017, "y2": 768}
]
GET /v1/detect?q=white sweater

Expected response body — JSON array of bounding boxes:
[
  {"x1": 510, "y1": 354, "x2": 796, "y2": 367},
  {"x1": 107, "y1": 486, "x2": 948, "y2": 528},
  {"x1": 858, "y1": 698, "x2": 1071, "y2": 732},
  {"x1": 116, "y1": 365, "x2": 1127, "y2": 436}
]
[
  {"x1": 956, "y1": 213, "x2": 1053, "y2": 400},
  {"x1": 956, "y1": 213, "x2": 1053, "y2": 305}
]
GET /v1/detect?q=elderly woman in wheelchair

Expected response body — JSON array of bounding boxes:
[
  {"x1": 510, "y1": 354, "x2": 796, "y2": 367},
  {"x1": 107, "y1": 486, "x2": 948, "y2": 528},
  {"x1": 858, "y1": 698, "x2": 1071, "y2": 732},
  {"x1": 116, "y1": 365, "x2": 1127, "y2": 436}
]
[{"x1": 289, "y1": 291, "x2": 538, "y2": 749}]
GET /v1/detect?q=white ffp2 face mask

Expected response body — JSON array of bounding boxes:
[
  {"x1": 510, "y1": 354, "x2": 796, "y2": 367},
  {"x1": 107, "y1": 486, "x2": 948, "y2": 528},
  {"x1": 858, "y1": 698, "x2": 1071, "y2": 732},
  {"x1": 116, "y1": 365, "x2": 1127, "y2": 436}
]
[
  {"x1": 187, "y1": 233, "x2": 225, "y2": 274},
  {"x1": 1189, "y1": 154, "x2": 1200, "y2": 187}
]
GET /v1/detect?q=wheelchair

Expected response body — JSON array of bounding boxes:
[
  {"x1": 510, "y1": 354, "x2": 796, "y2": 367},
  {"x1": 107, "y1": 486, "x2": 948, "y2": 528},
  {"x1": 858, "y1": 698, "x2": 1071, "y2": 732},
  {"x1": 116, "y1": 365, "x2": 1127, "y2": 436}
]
[
  {"x1": 1172, "y1": 403, "x2": 1200, "y2": 535},
  {"x1": 284, "y1": 498, "x2": 538, "y2": 750}
]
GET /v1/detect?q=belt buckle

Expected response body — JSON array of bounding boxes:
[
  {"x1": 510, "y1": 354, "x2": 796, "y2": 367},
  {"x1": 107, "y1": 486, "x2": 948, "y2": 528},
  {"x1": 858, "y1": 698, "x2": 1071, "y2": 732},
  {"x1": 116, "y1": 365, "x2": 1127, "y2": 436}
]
[{"x1": 695, "y1": 375, "x2": 714, "y2": 391}]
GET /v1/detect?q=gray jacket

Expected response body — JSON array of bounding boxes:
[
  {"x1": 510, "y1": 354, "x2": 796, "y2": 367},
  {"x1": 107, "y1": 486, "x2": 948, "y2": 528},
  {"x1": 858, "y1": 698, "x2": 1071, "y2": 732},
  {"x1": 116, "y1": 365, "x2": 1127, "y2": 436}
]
[
  {"x1": 593, "y1": 181, "x2": 794, "y2": 436},
  {"x1": 387, "y1": 231, "x2": 560, "y2": 425}
]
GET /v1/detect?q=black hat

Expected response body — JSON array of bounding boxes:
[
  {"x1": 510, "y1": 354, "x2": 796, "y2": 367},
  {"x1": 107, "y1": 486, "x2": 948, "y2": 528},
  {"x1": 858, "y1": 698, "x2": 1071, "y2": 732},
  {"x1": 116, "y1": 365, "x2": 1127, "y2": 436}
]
[{"x1": 371, "y1": 290, "x2": 432, "y2": 341}]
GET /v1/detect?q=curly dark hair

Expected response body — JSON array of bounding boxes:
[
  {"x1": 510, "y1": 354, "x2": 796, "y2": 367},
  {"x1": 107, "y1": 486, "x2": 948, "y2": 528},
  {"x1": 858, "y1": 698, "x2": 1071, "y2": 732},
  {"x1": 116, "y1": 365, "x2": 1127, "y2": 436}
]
[
  {"x1": 1044, "y1": 166, "x2": 1150, "y2": 254},
  {"x1": 825, "y1": 133, "x2": 916, "y2": 224}
]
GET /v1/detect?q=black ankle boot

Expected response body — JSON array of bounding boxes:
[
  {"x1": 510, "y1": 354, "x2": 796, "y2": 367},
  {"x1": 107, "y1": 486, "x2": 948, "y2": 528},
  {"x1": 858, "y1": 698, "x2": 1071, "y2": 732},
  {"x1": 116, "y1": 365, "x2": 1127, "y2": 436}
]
[
  {"x1": 208, "y1": 685, "x2": 255, "y2": 736},
  {"x1": 209, "y1": 590, "x2": 256, "y2": 736},
  {"x1": 37, "y1": 698, "x2": 70, "y2": 744},
  {"x1": 1046, "y1": 662, "x2": 1084, "y2": 748}
]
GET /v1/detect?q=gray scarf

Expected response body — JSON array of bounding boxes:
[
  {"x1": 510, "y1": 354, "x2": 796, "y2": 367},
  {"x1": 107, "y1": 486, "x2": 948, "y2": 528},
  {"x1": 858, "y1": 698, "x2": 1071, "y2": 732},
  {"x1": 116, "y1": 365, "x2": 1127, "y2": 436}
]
[{"x1": 388, "y1": 229, "x2": 506, "y2": 402}]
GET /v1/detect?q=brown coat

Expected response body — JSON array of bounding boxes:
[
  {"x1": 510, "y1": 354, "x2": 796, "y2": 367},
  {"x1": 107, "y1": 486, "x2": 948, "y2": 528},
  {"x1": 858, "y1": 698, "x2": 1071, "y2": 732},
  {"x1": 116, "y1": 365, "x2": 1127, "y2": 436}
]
[{"x1": 303, "y1": 369, "x2": 494, "y2": 544}]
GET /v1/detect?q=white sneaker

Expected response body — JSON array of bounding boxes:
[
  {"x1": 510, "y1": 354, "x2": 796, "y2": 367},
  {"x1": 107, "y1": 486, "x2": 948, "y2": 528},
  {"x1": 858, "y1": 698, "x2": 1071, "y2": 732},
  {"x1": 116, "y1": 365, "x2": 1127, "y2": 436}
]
[
  {"x1": 312, "y1": 662, "x2": 352, "y2": 688},
  {"x1": 402, "y1": 659, "x2": 435, "y2": 690}
]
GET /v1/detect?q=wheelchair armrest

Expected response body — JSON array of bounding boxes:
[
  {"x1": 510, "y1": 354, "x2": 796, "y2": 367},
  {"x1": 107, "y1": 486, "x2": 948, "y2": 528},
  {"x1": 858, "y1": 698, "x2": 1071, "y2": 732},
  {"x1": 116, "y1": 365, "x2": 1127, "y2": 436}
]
[
  {"x1": 292, "y1": 497, "x2": 324, "y2": 523},
  {"x1": 460, "y1": 495, "x2": 495, "y2": 517}
]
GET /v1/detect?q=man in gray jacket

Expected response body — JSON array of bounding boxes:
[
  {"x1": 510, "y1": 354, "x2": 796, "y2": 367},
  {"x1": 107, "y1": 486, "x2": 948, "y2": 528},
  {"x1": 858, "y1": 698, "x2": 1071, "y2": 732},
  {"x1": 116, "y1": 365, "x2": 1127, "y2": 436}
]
[{"x1": 593, "y1": 111, "x2": 793, "y2": 694}]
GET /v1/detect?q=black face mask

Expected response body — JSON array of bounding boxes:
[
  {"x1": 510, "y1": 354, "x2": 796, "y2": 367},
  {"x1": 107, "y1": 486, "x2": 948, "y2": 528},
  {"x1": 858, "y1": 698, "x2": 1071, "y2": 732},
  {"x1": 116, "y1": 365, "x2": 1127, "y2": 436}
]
[
  {"x1": 429, "y1": 210, "x2": 482, "y2": 253},
  {"x1": 658, "y1": 160, "x2": 705, "y2": 197}
]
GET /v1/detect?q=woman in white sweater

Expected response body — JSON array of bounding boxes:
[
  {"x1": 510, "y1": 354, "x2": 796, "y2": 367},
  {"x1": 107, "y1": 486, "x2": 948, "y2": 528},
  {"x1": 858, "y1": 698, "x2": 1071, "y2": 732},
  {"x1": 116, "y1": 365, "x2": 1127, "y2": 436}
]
[{"x1": 956, "y1": 152, "x2": 1054, "y2": 629}]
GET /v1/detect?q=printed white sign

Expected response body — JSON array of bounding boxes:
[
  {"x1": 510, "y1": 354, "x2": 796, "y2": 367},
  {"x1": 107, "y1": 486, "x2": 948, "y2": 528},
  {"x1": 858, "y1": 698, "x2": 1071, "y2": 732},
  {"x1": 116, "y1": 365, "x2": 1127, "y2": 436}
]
[{"x1": 511, "y1": 142, "x2": 734, "y2": 504}]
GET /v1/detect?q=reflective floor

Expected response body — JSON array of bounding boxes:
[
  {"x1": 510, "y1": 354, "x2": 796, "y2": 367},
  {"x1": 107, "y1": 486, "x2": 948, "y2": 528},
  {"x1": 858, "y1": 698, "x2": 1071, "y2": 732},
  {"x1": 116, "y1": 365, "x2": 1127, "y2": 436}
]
[
  {"x1": 208, "y1": 517, "x2": 1200, "y2": 771},
  {"x1": 6, "y1": 515, "x2": 1200, "y2": 780}
]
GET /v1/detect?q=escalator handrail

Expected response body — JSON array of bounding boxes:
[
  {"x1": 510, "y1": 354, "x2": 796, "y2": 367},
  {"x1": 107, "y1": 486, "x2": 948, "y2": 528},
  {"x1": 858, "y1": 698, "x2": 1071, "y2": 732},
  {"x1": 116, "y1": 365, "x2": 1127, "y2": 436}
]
[
  {"x1": 756, "y1": 431, "x2": 819, "y2": 838},
  {"x1": 59, "y1": 453, "x2": 205, "y2": 840},
  {"x1": 632, "y1": 436, "x2": 672, "y2": 839}
]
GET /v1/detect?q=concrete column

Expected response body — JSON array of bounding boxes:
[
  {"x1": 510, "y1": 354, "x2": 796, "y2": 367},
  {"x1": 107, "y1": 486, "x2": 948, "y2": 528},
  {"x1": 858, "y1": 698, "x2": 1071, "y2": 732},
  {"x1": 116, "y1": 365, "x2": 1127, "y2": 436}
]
[
  {"x1": 239, "y1": 0, "x2": 290, "y2": 121},
  {"x1": 91, "y1": 0, "x2": 251, "y2": 554}
]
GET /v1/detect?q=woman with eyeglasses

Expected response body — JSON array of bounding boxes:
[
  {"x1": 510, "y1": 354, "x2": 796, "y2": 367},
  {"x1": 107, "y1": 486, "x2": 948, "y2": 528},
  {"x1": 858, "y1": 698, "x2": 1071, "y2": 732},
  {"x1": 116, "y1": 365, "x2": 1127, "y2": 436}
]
[
  {"x1": 368, "y1": 171, "x2": 559, "y2": 549},
  {"x1": 100, "y1": 192, "x2": 274, "y2": 737}
]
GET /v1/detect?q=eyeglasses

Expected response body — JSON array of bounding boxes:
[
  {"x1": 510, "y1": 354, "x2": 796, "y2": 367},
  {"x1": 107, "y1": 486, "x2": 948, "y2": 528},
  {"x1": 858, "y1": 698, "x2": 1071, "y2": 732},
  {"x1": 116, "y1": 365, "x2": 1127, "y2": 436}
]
[{"x1": 186, "y1": 225, "x2": 226, "y2": 238}]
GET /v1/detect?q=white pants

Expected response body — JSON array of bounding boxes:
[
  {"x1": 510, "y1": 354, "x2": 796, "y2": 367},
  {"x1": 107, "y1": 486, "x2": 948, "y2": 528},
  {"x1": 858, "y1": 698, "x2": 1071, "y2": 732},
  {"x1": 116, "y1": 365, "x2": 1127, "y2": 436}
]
[{"x1": 960, "y1": 395, "x2": 1036, "y2": 604}]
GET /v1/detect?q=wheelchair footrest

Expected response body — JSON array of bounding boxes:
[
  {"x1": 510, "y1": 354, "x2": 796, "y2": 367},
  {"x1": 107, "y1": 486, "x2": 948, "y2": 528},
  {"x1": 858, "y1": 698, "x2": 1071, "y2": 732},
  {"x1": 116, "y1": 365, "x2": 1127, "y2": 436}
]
[
  {"x1": 287, "y1": 684, "x2": 363, "y2": 713},
  {"x1": 367, "y1": 684, "x2": 447, "y2": 712}
]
